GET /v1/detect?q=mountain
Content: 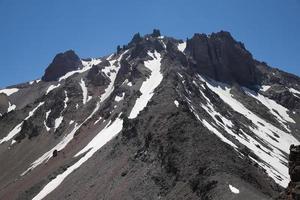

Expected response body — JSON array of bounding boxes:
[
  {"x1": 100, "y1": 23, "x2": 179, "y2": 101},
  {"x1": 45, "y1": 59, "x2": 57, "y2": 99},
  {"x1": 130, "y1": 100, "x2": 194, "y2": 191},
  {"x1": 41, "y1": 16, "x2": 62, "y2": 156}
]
[{"x1": 0, "y1": 29, "x2": 299, "y2": 200}]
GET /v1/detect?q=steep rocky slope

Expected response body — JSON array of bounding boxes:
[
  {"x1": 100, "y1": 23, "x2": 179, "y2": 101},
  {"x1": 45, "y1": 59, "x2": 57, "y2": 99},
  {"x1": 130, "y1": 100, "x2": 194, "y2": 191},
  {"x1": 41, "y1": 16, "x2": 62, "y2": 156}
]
[{"x1": 0, "y1": 30, "x2": 299, "y2": 200}]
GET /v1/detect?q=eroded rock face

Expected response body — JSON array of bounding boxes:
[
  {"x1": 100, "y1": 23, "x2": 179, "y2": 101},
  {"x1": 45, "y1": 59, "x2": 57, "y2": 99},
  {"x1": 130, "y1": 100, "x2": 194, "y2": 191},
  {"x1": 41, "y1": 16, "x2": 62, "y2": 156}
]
[
  {"x1": 279, "y1": 145, "x2": 300, "y2": 199},
  {"x1": 289, "y1": 145, "x2": 300, "y2": 199},
  {"x1": 42, "y1": 50, "x2": 83, "y2": 82},
  {"x1": 186, "y1": 31, "x2": 257, "y2": 86}
]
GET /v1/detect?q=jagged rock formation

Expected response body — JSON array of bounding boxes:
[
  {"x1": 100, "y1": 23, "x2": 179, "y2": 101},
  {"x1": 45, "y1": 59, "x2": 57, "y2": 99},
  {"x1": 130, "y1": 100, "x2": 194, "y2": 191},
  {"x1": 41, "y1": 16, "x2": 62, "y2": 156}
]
[
  {"x1": 0, "y1": 30, "x2": 299, "y2": 200},
  {"x1": 42, "y1": 50, "x2": 83, "y2": 82},
  {"x1": 278, "y1": 145, "x2": 300, "y2": 199}
]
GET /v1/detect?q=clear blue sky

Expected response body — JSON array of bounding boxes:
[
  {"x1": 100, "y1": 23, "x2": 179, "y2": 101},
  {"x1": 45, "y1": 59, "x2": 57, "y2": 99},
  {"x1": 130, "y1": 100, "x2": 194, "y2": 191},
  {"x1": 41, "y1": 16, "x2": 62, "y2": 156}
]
[{"x1": 0, "y1": 0, "x2": 299, "y2": 88}]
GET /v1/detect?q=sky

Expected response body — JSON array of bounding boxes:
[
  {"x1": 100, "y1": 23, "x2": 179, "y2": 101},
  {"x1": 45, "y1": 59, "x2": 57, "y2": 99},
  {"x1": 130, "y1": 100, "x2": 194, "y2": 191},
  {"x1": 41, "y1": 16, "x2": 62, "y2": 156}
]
[{"x1": 0, "y1": 0, "x2": 299, "y2": 88}]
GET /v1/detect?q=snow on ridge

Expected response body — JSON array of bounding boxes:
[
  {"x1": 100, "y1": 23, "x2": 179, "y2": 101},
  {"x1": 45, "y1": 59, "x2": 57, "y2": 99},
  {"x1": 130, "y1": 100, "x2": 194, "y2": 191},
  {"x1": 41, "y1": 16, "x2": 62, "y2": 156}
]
[
  {"x1": 177, "y1": 42, "x2": 186, "y2": 53},
  {"x1": 129, "y1": 50, "x2": 163, "y2": 119},
  {"x1": 79, "y1": 79, "x2": 88, "y2": 105},
  {"x1": 58, "y1": 59, "x2": 101, "y2": 82},
  {"x1": 0, "y1": 88, "x2": 19, "y2": 96},
  {"x1": 29, "y1": 79, "x2": 41, "y2": 85},
  {"x1": 197, "y1": 75, "x2": 299, "y2": 187},
  {"x1": 229, "y1": 185, "x2": 240, "y2": 194},
  {"x1": 46, "y1": 84, "x2": 61, "y2": 95},
  {"x1": 32, "y1": 116, "x2": 124, "y2": 200},
  {"x1": 0, "y1": 102, "x2": 44, "y2": 144}
]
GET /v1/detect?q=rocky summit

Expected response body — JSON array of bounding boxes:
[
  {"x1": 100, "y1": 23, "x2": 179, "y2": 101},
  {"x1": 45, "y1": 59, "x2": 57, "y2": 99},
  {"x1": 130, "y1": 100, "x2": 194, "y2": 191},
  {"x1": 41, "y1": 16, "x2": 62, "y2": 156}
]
[{"x1": 0, "y1": 30, "x2": 300, "y2": 200}]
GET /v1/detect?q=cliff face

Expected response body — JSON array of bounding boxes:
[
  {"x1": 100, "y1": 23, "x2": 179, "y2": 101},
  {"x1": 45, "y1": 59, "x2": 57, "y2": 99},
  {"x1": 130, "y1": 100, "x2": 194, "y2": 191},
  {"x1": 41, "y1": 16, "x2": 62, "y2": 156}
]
[{"x1": 288, "y1": 145, "x2": 300, "y2": 199}]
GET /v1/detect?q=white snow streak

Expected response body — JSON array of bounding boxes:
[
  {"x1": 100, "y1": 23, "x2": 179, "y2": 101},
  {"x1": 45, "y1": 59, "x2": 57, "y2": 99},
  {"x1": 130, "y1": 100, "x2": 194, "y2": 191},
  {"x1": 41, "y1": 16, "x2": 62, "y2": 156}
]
[
  {"x1": 79, "y1": 79, "x2": 88, "y2": 104},
  {"x1": 243, "y1": 87, "x2": 295, "y2": 129},
  {"x1": 46, "y1": 84, "x2": 61, "y2": 95},
  {"x1": 129, "y1": 51, "x2": 163, "y2": 119},
  {"x1": 32, "y1": 117, "x2": 124, "y2": 200},
  {"x1": 289, "y1": 88, "x2": 300, "y2": 98},
  {"x1": 44, "y1": 110, "x2": 51, "y2": 131},
  {"x1": 0, "y1": 102, "x2": 44, "y2": 144},
  {"x1": 0, "y1": 88, "x2": 19, "y2": 96},
  {"x1": 58, "y1": 59, "x2": 101, "y2": 82}
]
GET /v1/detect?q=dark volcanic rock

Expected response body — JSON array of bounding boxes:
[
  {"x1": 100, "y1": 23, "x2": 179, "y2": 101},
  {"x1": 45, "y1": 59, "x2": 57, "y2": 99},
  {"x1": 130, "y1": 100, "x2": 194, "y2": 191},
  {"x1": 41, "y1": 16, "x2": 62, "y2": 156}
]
[
  {"x1": 279, "y1": 145, "x2": 300, "y2": 199},
  {"x1": 0, "y1": 93, "x2": 9, "y2": 114},
  {"x1": 42, "y1": 50, "x2": 83, "y2": 81},
  {"x1": 186, "y1": 31, "x2": 257, "y2": 86}
]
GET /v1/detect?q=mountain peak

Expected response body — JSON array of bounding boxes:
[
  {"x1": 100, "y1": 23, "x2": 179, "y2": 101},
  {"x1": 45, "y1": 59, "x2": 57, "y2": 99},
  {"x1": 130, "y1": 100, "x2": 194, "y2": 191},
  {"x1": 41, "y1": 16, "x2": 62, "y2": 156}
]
[{"x1": 41, "y1": 50, "x2": 83, "y2": 82}]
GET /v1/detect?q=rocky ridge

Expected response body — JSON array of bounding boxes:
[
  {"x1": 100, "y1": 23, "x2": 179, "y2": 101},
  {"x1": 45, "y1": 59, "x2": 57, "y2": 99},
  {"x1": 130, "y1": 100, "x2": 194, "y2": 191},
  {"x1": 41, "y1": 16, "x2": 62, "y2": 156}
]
[{"x1": 0, "y1": 29, "x2": 299, "y2": 200}]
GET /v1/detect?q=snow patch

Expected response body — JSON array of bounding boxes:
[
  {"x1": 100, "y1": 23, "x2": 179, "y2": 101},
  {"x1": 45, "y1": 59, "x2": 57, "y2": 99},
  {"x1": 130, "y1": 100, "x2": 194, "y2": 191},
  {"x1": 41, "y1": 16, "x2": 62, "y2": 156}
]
[
  {"x1": 115, "y1": 93, "x2": 125, "y2": 102},
  {"x1": 174, "y1": 100, "x2": 179, "y2": 107},
  {"x1": 177, "y1": 42, "x2": 186, "y2": 52},
  {"x1": 7, "y1": 102, "x2": 16, "y2": 112},
  {"x1": 129, "y1": 51, "x2": 163, "y2": 119},
  {"x1": 229, "y1": 185, "x2": 240, "y2": 194},
  {"x1": 46, "y1": 84, "x2": 61, "y2": 95},
  {"x1": 59, "y1": 59, "x2": 101, "y2": 82},
  {"x1": 260, "y1": 85, "x2": 271, "y2": 92},
  {"x1": 0, "y1": 88, "x2": 19, "y2": 96},
  {"x1": 54, "y1": 116, "x2": 63, "y2": 130}
]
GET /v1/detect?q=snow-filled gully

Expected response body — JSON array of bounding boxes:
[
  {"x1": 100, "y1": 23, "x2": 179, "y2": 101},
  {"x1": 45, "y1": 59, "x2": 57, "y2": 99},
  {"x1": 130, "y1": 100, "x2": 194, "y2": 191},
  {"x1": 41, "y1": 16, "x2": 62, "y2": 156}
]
[
  {"x1": 129, "y1": 50, "x2": 163, "y2": 119},
  {"x1": 186, "y1": 75, "x2": 300, "y2": 187}
]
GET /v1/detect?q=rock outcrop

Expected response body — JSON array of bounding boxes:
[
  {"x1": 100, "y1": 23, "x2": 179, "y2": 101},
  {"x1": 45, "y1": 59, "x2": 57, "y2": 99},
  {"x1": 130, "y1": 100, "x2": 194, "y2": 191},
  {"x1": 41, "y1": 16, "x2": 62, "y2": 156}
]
[
  {"x1": 279, "y1": 145, "x2": 300, "y2": 199},
  {"x1": 186, "y1": 31, "x2": 257, "y2": 86},
  {"x1": 0, "y1": 93, "x2": 9, "y2": 115},
  {"x1": 42, "y1": 50, "x2": 83, "y2": 81}
]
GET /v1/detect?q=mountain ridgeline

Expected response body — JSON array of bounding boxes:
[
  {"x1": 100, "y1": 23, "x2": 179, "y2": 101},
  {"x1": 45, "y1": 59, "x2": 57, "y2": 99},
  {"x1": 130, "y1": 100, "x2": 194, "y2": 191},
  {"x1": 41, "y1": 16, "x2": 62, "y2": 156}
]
[{"x1": 0, "y1": 30, "x2": 300, "y2": 200}]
